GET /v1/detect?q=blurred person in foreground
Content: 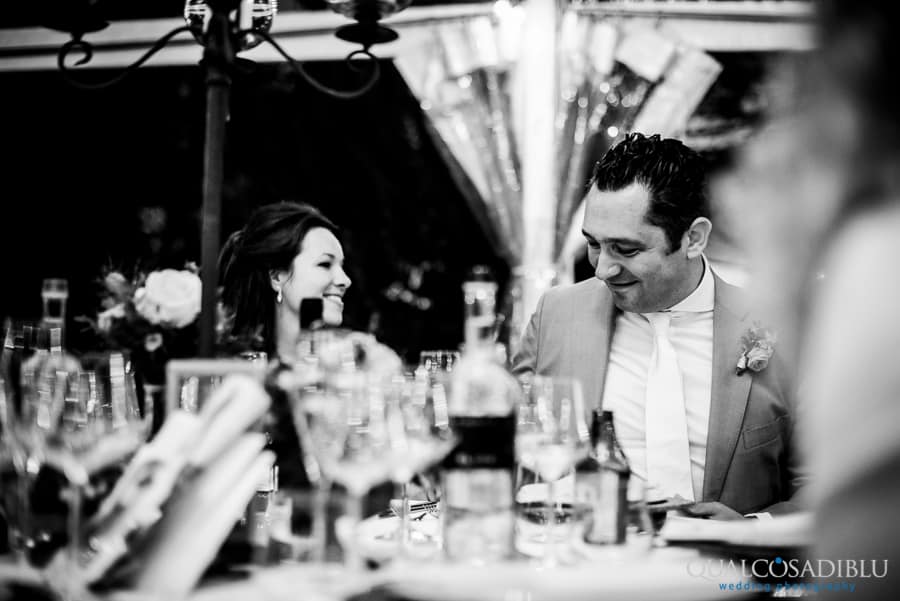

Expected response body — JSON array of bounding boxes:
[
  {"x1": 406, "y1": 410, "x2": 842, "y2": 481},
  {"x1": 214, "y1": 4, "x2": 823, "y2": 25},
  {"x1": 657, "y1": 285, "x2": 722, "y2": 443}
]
[
  {"x1": 513, "y1": 133, "x2": 803, "y2": 519},
  {"x1": 716, "y1": 1, "x2": 900, "y2": 595}
]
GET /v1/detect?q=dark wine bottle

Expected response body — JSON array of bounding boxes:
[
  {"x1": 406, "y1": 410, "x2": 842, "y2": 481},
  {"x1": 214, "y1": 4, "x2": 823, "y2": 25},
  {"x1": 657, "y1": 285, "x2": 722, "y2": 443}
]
[{"x1": 576, "y1": 409, "x2": 630, "y2": 545}]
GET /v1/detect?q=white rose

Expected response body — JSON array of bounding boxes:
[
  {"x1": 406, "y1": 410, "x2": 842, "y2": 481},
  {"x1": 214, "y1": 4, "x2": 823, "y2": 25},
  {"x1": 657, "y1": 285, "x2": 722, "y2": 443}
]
[{"x1": 134, "y1": 269, "x2": 202, "y2": 328}]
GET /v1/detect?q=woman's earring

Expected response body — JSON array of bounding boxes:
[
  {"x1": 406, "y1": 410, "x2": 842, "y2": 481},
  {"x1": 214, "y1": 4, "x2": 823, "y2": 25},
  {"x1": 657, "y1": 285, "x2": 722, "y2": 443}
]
[{"x1": 276, "y1": 288, "x2": 283, "y2": 304}]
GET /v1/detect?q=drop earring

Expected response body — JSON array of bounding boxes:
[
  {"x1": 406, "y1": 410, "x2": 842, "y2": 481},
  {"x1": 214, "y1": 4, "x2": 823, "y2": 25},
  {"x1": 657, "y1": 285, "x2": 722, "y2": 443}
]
[{"x1": 276, "y1": 288, "x2": 283, "y2": 304}]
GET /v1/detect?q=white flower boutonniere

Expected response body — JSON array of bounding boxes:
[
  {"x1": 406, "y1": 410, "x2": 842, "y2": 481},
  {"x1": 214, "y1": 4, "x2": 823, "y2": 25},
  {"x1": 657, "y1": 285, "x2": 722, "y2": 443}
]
[{"x1": 736, "y1": 324, "x2": 776, "y2": 375}]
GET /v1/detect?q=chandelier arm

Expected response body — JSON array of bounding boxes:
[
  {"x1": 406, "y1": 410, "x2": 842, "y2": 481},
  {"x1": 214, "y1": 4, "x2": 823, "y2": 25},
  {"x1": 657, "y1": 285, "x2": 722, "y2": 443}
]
[
  {"x1": 254, "y1": 30, "x2": 380, "y2": 100},
  {"x1": 58, "y1": 26, "x2": 195, "y2": 91}
]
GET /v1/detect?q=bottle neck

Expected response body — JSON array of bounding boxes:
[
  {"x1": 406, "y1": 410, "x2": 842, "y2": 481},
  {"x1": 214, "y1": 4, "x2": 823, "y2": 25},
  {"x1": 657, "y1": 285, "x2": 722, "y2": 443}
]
[
  {"x1": 462, "y1": 281, "x2": 498, "y2": 354},
  {"x1": 591, "y1": 411, "x2": 627, "y2": 466}
]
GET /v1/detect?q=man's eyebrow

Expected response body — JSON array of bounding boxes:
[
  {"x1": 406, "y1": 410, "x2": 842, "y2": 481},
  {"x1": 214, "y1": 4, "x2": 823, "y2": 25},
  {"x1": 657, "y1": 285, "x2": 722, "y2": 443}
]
[{"x1": 581, "y1": 232, "x2": 644, "y2": 247}]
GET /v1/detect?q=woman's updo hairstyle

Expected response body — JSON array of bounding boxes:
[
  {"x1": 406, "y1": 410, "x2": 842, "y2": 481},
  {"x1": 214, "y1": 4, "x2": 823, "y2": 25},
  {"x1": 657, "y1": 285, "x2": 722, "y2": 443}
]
[{"x1": 218, "y1": 202, "x2": 339, "y2": 353}]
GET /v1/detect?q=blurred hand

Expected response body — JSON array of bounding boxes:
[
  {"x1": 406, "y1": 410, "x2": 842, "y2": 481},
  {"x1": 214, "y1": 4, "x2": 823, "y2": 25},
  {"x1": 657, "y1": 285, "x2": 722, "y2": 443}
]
[{"x1": 680, "y1": 501, "x2": 744, "y2": 521}]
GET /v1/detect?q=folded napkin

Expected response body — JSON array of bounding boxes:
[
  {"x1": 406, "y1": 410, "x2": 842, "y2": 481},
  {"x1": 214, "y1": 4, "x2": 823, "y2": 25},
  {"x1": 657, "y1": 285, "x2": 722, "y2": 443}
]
[
  {"x1": 132, "y1": 435, "x2": 275, "y2": 597},
  {"x1": 660, "y1": 512, "x2": 814, "y2": 548},
  {"x1": 78, "y1": 374, "x2": 272, "y2": 588}
]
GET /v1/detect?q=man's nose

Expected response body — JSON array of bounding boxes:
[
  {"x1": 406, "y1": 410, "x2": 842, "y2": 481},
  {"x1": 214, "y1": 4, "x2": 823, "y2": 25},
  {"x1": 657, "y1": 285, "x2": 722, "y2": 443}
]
[{"x1": 594, "y1": 256, "x2": 622, "y2": 281}]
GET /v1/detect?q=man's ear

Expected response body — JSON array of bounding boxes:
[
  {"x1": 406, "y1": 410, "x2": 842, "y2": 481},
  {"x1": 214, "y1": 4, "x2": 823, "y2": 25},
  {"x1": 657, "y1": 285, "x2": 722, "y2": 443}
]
[{"x1": 684, "y1": 217, "x2": 712, "y2": 259}]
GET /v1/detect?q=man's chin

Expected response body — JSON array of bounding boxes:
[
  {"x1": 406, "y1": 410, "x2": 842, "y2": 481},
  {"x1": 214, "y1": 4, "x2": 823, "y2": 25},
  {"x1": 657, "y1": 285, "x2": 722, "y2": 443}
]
[{"x1": 606, "y1": 283, "x2": 639, "y2": 308}]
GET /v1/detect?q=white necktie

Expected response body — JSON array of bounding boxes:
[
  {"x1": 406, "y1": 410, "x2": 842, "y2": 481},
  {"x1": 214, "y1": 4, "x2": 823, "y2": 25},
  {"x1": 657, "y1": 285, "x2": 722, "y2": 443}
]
[{"x1": 644, "y1": 312, "x2": 695, "y2": 500}]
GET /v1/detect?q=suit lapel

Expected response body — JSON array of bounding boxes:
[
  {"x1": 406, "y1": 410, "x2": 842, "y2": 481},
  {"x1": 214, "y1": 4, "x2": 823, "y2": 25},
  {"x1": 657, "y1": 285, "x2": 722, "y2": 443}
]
[
  {"x1": 572, "y1": 281, "x2": 616, "y2": 411},
  {"x1": 702, "y1": 276, "x2": 753, "y2": 501}
]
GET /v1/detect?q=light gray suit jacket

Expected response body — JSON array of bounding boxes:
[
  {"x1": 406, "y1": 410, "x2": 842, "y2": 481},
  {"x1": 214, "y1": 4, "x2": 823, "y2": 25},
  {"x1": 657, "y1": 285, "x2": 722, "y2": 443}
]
[{"x1": 511, "y1": 275, "x2": 804, "y2": 515}]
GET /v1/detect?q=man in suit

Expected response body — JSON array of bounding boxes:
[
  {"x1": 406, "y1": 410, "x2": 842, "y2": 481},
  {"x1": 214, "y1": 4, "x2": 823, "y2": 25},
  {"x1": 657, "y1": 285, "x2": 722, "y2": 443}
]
[{"x1": 512, "y1": 133, "x2": 803, "y2": 518}]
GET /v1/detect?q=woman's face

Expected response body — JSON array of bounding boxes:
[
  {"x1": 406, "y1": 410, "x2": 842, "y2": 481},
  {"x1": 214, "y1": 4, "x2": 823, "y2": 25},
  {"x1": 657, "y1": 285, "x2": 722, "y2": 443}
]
[{"x1": 276, "y1": 227, "x2": 351, "y2": 326}]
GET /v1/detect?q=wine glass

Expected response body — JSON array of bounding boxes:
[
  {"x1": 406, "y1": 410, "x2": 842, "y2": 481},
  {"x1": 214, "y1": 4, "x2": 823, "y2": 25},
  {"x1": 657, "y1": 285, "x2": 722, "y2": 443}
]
[
  {"x1": 1, "y1": 322, "x2": 148, "y2": 597},
  {"x1": 418, "y1": 350, "x2": 460, "y2": 374},
  {"x1": 298, "y1": 369, "x2": 398, "y2": 571},
  {"x1": 387, "y1": 370, "x2": 456, "y2": 557},
  {"x1": 48, "y1": 352, "x2": 147, "y2": 599},
  {"x1": 1, "y1": 319, "x2": 76, "y2": 569},
  {"x1": 516, "y1": 375, "x2": 590, "y2": 567}
]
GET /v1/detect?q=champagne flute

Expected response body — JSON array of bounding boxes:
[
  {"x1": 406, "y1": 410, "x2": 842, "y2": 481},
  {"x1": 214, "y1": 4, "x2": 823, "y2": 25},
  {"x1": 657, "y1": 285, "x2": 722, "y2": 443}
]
[{"x1": 516, "y1": 375, "x2": 590, "y2": 567}]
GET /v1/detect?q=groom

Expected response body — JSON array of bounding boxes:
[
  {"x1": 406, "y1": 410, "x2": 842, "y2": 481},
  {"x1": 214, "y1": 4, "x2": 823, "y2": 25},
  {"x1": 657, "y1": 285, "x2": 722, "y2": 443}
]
[{"x1": 512, "y1": 133, "x2": 803, "y2": 518}]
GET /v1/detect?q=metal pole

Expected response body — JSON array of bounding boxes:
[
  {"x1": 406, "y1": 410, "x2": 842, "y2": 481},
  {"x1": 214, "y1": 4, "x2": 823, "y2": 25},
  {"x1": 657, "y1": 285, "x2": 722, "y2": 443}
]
[{"x1": 198, "y1": 1, "x2": 236, "y2": 357}]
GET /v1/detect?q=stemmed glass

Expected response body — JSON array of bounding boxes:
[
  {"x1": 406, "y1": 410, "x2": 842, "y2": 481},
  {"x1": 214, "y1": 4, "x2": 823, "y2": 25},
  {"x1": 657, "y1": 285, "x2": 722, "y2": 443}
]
[
  {"x1": 387, "y1": 370, "x2": 456, "y2": 558},
  {"x1": 516, "y1": 375, "x2": 590, "y2": 567},
  {"x1": 418, "y1": 350, "x2": 460, "y2": 374},
  {"x1": 1, "y1": 335, "x2": 147, "y2": 599},
  {"x1": 297, "y1": 369, "x2": 398, "y2": 570}
]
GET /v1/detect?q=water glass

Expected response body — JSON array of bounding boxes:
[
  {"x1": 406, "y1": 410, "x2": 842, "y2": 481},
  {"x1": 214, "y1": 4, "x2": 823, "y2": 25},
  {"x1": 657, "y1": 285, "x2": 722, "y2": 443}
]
[{"x1": 516, "y1": 375, "x2": 590, "y2": 566}]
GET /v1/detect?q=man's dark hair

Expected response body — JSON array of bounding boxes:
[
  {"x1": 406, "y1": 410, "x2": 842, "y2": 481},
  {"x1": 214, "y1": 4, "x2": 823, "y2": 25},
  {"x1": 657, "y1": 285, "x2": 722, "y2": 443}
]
[{"x1": 590, "y1": 132, "x2": 710, "y2": 252}]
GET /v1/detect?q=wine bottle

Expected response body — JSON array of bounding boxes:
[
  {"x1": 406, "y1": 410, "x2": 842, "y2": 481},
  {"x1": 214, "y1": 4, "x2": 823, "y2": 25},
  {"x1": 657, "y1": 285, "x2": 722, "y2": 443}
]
[
  {"x1": 441, "y1": 266, "x2": 520, "y2": 562},
  {"x1": 575, "y1": 409, "x2": 630, "y2": 545}
]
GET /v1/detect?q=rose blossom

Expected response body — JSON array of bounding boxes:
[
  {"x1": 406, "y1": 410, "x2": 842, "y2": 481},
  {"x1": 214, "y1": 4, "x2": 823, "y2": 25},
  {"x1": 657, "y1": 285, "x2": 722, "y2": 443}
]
[
  {"x1": 134, "y1": 269, "x2": 202, "y2": 328},
  {"x1": 746, "y1": 346, "x2": 772, "y2": 372}
]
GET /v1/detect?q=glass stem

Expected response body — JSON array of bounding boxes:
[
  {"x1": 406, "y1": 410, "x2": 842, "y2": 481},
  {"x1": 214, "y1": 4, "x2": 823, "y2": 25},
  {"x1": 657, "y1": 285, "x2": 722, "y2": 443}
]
[
  {"x1": 343, "y1": 489, "x2": 365, "y2": 571},
  {"x1": 63, "y1": 461, "x2": 88, "y2": 601},
  {"x1": 399, "y1": 481, "x2": 410, "y2": 558},
  {"x1": 544, "y1": 478, "x2": 558, "y2": 567},
  {"x1": 312, "y1": 478, "x2": 332, "y2": 563}
]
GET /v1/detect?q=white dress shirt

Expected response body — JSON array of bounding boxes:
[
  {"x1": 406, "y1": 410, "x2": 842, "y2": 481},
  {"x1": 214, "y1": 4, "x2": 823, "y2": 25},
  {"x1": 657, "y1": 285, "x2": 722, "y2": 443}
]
[{"x1": 601, "y1": 258, "x2": 715, "y2": 499}]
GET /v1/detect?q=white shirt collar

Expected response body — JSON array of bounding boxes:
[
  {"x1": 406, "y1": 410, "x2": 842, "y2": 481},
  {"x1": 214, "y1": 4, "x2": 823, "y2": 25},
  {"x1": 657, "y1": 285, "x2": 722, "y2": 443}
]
[{"x1": 666, "y1": 255, "x2": 715, "y2": 313}]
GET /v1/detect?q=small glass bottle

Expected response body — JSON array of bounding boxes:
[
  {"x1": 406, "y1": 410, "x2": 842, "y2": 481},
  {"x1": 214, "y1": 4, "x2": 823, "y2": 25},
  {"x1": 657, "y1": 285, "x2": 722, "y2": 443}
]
[{"x1": 576, "y1": 409, "x2": 630, "y2": 545}]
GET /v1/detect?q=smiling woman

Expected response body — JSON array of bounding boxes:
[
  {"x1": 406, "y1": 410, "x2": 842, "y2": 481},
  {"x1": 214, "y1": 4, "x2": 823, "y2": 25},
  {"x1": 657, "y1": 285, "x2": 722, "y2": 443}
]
[{"x1": 217, "y1": 201, "x2": 350, "y2": 361}]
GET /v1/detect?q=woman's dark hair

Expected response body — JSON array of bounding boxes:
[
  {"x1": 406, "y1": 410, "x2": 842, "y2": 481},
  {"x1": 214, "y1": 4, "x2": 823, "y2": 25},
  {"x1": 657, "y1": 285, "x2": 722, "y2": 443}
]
[
  {"x1": 590, "y1": 132, "x2": 710, "y2": 252},
  {"x1": 218, "y1": 202, "x2": 338, "y2": 354}
]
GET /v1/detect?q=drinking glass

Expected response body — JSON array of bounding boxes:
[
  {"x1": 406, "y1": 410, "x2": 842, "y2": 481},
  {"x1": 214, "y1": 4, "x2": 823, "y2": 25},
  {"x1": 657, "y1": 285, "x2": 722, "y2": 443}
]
[
  {"x1": 297, "y1": 370, "x2": 398, "y2": 571},
  {"x1": 516, "y1": 375, "x2": 590, "y2": 567},
  {"x1": 387, "y1": 370, "x2": 455, "y2": 557},
  {"x1": 418, "y1": 350, "x2": 460, "y2": 374},
  {"x1": 3, "y1": 346, "x2": 146, "y2": 599}
]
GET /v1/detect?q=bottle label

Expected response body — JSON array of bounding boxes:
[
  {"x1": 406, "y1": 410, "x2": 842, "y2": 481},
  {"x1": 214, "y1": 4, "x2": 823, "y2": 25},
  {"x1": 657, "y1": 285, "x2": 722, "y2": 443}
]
[
  {"x1": 578, "y1": 469, "x2": 628, "y2": 545},
  {"x1": 442, "y1": 469, "x2": 514, "y2": 510},
  {"x1": 444, "y1": 415, "x2": 516, "y2": 469}
]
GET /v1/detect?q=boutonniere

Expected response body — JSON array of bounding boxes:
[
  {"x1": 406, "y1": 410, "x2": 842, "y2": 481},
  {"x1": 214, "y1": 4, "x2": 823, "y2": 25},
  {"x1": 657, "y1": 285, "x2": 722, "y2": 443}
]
[{"x1": 736, "y1": 323, "x2": 776, "y2": 375}]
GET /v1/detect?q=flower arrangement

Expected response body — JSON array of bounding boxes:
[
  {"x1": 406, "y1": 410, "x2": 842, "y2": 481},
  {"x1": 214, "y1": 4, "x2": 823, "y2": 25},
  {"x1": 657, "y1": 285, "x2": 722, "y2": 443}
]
[
  {"x1": 736, "y1": 323, "x2": 776, "y2": 375},
  {"x1": 79, "y1": 265, "x2": 204, "y2": 385}
]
